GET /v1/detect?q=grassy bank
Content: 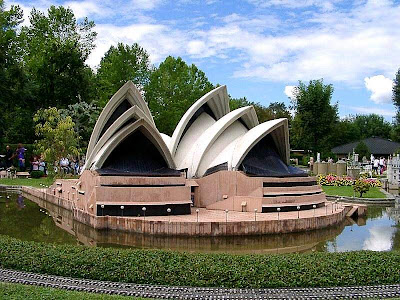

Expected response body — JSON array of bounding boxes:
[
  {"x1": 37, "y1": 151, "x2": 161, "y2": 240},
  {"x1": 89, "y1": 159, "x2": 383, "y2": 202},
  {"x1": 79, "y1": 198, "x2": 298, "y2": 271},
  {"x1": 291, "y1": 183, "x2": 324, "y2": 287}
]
[
  {"x1": 322, "y1": 186, "x2": 386, "y2": 198},
  {"x1": 0, "y1": 235, "x2": 399, "y2": 288},
  {"x1": 0, "y1": 177, "x2": 54, "y2": 188},
  {"x1": 0, "y1": 283, "x2": 145, "y2": 299}
]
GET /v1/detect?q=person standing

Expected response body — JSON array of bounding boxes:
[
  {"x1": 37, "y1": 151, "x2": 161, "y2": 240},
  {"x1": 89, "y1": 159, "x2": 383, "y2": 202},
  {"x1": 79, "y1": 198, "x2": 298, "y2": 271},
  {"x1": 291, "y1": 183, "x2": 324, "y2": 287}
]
[
  {"x1": 5, "y1": 145, "x2": 14, "y2": 168},
  {"x1": 16, "y1": 143, "x2": 26, "y2": 172}
]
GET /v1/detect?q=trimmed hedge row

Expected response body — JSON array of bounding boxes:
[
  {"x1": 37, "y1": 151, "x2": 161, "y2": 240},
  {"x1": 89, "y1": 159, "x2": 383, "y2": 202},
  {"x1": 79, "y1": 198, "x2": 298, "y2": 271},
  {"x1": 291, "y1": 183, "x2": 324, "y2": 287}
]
[{"x1": 0, "y1": 235, "x2": 399, "y2": 288}]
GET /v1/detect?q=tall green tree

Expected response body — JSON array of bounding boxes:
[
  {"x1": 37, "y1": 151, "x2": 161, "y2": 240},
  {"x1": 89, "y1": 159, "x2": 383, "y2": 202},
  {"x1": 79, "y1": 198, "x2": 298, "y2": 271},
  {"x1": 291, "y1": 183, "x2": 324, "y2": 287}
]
[
  {"x1": 34, "y1": 107, "x2": 80, "y2": 177},
  {"x1": 20, "y1": 6, "x2": 97, "y2": 108},
  {"x1": 352, "y1": 114, "x2": 392, "y2": 139},
  {"x1": 392, "y1": 68, "x2": 400, "y2": 142},
  {"x1": 96, "y1": 43, "x2": 153, "y2": 107},
  {"x1": 290, "y1": 79, "x2": 338, "y2": 156},
  {"x1": 144, "y1": 56, "x2": 214, "y2": 135},
  {"x1": 0, "y1": 1, "x2": 25, "y2": 146},
  {"x1": 230, "y1": 97, "x2": 291, "y2": 123},
  {"x1": 60, "y1": 101, "x2": 100, "y2": 152}
]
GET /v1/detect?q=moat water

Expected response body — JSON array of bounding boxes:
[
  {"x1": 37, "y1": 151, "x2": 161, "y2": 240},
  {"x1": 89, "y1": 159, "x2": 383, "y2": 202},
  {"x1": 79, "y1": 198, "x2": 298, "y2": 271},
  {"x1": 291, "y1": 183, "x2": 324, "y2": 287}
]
[{"x1": 0, "y1": 189, "x2": 399, "y2": 254}]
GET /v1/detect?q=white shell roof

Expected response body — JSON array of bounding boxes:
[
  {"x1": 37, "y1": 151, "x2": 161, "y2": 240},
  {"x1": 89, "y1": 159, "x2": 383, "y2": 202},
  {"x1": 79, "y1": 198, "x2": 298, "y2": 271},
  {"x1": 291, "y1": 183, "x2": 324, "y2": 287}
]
[
  {"x1": 90, "y1": 119, "x2": 175, "y2": 170},
  {"x1": 169, "y1": 85, "x2": 230, "y2": 156},
  {"x1": 83, "y1": 81, "x2": 290, "y2": 178},
  {"x1": 86, "y1": 81, "x2": 154, "y2": 160}
]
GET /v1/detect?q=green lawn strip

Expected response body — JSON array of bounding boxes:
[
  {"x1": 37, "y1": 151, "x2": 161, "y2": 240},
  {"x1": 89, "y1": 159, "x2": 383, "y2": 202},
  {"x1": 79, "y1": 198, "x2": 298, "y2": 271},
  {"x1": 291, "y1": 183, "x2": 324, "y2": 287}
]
[
  {"x1": 0, "y1": 177, "x2": 54, "y2": 188},
  {"x1": 322, "y1": 186, "x2": 386, "y2": 198},
  {"x1": 0, "y1": 235, "x2": 399, "y2": 288},
  {"x1": 0, "y1": 282, "x2": 146, "y2": 299}
]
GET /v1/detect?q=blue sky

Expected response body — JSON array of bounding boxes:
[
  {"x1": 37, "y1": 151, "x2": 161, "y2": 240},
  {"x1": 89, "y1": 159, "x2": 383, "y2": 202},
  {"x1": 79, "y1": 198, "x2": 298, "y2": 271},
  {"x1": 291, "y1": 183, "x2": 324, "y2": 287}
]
[{"x1": 7, "y1": 0, "x2": 400, "y2": 120}]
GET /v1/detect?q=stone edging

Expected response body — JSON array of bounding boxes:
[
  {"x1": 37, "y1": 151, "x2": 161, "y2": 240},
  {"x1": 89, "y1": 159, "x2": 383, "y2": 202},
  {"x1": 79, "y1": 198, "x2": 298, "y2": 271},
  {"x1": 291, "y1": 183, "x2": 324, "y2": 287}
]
[
  {"x1": 326, "y1": 195, "x2": 394, "y2": 204},
  {"x1": 1, "y1": 267, "x2": 400, "y2": 299}
]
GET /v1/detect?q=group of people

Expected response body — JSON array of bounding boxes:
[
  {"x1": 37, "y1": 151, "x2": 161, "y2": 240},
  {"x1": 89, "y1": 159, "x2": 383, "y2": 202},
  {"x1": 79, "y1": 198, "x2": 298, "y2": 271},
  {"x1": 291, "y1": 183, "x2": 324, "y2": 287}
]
[
  {"x1": 371, "y1": 155, "x2": 386, "y2": 175},
  {"x1": 58, "y1": 157, "x2": 82, "y2": 175},
  {"x1": 2, "y1": 144, "x2": 28, "y2": 171},
  {"x1": 1, "y1": 144, "x2": 47, "y2": 174}
]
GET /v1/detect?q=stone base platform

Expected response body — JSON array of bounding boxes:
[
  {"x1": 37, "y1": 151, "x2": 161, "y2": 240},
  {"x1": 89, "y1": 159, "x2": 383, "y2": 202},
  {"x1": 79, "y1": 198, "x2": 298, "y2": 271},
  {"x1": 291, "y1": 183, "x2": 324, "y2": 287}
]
[{"x1": 22, "y1": 186, "x2": 365, "y2": 237}]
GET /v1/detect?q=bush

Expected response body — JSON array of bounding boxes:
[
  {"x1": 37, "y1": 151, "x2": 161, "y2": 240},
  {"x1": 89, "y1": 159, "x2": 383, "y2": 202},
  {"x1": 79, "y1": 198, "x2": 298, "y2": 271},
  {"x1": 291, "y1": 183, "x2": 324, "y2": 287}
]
[
  {"x1": 0, "y1": 235, "x2": 400, "y2": 288},
  {"x1": 30, "y1": 170, "x2": 44, "y2": 178},
  {"x1": 353, "y1": 179, "x2": 370, "y2": 197}
]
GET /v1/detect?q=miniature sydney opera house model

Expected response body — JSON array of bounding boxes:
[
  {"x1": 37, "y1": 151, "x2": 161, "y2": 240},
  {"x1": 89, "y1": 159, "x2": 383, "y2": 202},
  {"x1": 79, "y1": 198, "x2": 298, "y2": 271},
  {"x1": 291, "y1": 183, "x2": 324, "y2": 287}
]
[{"x1": 30, "y1": 81, "x2": 362, "y2": 236}]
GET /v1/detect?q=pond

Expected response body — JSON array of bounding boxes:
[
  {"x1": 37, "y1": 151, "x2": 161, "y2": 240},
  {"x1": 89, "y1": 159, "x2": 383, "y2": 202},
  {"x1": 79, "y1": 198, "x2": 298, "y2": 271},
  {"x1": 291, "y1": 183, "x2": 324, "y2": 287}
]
[{"x1": 1, "y1": 189, "x2": 399, "y2": 254}]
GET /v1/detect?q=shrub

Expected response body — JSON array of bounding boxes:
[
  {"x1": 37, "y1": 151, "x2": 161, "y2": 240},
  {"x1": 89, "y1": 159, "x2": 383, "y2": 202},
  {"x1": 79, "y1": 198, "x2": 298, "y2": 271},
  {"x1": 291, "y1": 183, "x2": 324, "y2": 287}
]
[
  {"x1": 30, "y1": 170, "x2": 44, "y2": 179},
  {"x1": 353, "y1": 179, "x2": 370, "y2": 197},
  {"x1": 1, "y1": 235, "x2": 400, "y2": 288}
]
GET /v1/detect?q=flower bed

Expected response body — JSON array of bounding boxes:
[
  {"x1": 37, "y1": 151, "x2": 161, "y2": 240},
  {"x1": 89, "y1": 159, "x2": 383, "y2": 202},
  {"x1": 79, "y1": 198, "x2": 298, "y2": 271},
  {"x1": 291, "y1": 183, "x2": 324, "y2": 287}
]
[{"x1": 317, "y1": 174, "x2": 381, "y2": 188}]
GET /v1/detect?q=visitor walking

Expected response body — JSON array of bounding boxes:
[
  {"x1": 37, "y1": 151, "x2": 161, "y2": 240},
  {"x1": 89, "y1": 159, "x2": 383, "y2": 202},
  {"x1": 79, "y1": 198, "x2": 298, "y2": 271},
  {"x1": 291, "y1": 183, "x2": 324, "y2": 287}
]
[
  {"x1": 16, "y1": 143, "x2": 26, "y2": 171},
  {"x1": 5, "y1": 145, "x2": 14, "y2": 168},
  {"x1": 373, "y1": 158, "x2": 379, "y2": 175}
]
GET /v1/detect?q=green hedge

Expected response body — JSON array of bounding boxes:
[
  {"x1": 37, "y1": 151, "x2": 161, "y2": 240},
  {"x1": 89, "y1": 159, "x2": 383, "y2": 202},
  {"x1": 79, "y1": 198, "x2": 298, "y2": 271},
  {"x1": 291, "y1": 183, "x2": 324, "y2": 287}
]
[{"x1": 0, "y1": 235, "x2": 399, "y2": 288}]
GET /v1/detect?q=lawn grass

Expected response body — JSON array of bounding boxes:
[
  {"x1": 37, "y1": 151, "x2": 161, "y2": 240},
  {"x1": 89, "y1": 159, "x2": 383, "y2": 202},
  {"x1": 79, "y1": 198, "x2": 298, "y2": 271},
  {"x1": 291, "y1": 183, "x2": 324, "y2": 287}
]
[
  {"x1": 0, "y1": 282, "x2": 146, "y2": 299},
  {"x1": 0, "y1": 177, "x2": 55, "y2": 188},
  {"x1": 322, "y1": 185, "x2": 386, "y2": 198}
]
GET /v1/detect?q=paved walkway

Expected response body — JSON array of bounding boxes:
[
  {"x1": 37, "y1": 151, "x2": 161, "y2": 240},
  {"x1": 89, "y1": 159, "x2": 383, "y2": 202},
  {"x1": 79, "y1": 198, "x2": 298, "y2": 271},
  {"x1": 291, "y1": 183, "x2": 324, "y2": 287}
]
[{"x1": 1, "y1": 268, "x2": 399, "y2": 299}]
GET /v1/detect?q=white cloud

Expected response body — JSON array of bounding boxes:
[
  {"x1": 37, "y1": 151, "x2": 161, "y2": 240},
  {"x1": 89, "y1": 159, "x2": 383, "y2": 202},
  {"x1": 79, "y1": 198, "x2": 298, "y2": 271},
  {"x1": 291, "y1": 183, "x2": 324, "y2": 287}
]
[
  {"x1": 87, "y1": 23, "x2": 187, "y2": 67},
  {"x1": 364, "y1": 75, "x2": 393, "y2": 104},
  {"x1": 347, "y1": 106, "x2": 395, "y2": 117},
  {"x1": 247, "y1": 0, "x2": 341, "y2": 11},
  {"x1": 284, "y1": 85, "x2": 296, "y2": 99},
  {"x1": 65, "y1": 1, "x2": 110, "y2": 19},
  {"x1": 131, "y1": 0, "x2": 163, "y2": 10},
  {"x1": 363, "y1": 226, "x2": 395, "y2": 251}
]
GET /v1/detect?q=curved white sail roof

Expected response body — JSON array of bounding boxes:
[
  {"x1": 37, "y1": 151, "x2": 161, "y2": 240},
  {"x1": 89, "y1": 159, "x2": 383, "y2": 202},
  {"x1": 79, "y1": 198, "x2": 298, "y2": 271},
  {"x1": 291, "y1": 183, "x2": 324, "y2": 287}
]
[
  {"x1": 90, "y1": 119, "x2": 175, "y2": 171},
  {"x1": 184, "y1": 106, "x2": 259, "y2": 178},
  {"x1": 86, "y1": 81, "x2": 154, "y2": 159},
  {"x1": 85, "y1": 106, "x2": 153, "y2": 170},
  {"x1": 231, "y1": 118, "x2": 289, "y2": 170},
  {"x1": 169, "y1": 85, "x2": 230, "y2": 156}
]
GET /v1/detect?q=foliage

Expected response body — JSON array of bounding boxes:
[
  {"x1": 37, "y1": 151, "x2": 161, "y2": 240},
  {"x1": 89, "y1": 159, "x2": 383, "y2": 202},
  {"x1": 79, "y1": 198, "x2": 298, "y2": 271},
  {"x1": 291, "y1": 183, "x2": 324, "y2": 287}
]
[
  {"x1": 0, "y1": 1, "x2": 26, "y2": 146},
  {"x1": 60, "y1": 101, "x2": 100, "y2": 152},
  {"x1": 1, "y1": 235, "x2": 400, "y2": 288},
  {"x1": 321, "y1": 186, "x2": 386, "y2": 199},
  {"x1": 353, "y1": 179, "x2": 370, "y2": 197},
  {"x1": 144, "y1": 56, "x2": 214, "y2": 135},
  {"x1": 393, "y1": 68, "x2": 400, "y2": 142},
  {"x1": 30, "y1": 170, "x2": 44, "y2": 178},
  {"x1": 354, "y1": 141, "x2": 370, "y2": 159},
  {"x1": 290, "y1": 79, "x2": 338, "y2": 156},
  {"x1": 230, "y1": 97, "x2": 291, "y2": 123},
  {"x1": 33, "y1": 107, "x2": 80, "y2": 176},
  {"x1": 0, "y1": 283, "x2": 145, "y2": 299},
  {"x1": 96, "y1": 43, "x2": 153, "y2": 107},
  {"x1": 20, "y1": 5, "x2": 97, "y2": 108}
]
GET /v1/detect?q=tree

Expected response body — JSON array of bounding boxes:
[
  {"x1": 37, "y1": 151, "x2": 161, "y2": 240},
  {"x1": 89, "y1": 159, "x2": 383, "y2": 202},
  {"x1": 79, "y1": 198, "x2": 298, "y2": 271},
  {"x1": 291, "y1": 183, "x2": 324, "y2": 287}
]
[
  {"x1": 33, "y1": 107, "x2": 80, "y2": 177},
  {"x1": 267, "y1": 102, "x2": 292, "y2": 121},
  {"x1": 20, "y1": 6, "x2": 97, "y2": 108},
  {"x1": 352, "y1": 114, "x2": 391, "y2": 139},
  {"x1": 0, "y1": 1, "x2": 25, "y2": 146},
  {"x1": 393, "y1": 68, "x2": 400, "y2": 142},
  {"x1": 230, "y1": 98, "x2": 291, "y2": 123},
  {"x1": 60, "y1": 101, "x2": 100, "y2": 152},
  {"x1": 96, "y1": 43, "x2": 153, "y2": 107},
  {"x1": 353, "y1": 179, "x2": 370, "y2": 198},
  {"x1": 144, "y1": 56, "x2": 214, "y2": 135},
  {"x1": 290, "y1": 79, "x2": 338, "y2": 156},
  {"x1": 354, "y1": 141, "x2": 370, "y2": 159}
]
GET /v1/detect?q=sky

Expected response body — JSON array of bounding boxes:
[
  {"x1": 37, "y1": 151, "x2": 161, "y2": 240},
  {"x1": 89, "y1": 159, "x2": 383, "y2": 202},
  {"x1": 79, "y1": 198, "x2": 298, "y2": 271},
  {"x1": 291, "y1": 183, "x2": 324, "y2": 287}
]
[{"x1": 7, "y1": 0, "x2": 400, "y2": 121}]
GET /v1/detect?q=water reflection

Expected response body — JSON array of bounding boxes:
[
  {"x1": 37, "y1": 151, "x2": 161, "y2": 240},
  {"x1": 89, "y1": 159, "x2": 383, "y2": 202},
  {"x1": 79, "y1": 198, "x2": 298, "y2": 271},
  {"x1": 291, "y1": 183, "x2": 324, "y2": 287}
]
[{"x1": 1, "y1": 189, "x2": 400, "y2": 254}]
